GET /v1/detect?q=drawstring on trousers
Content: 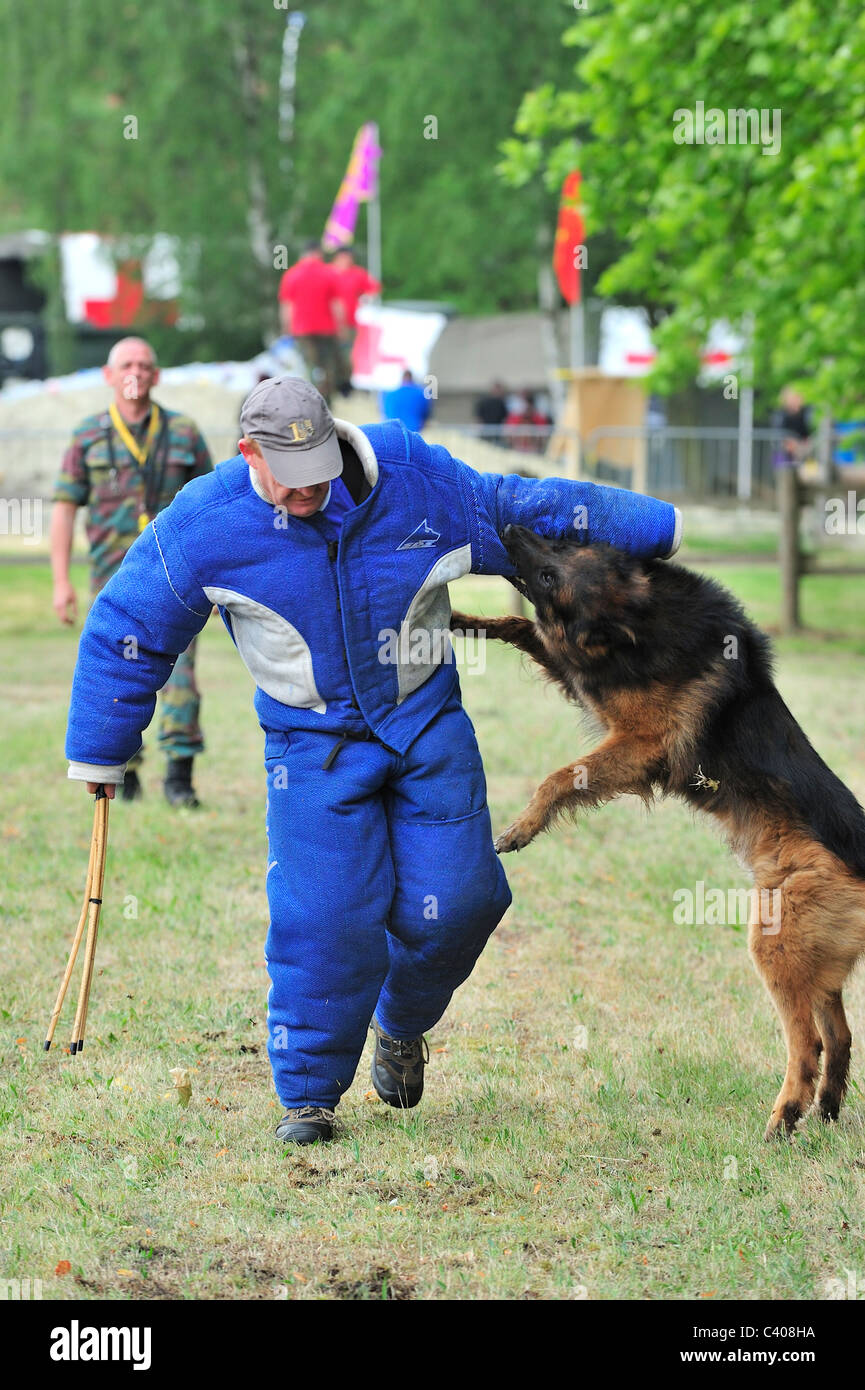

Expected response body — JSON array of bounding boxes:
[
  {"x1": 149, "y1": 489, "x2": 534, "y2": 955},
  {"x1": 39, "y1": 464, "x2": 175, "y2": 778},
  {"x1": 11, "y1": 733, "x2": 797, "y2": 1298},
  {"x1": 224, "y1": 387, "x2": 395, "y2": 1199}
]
[{"x1": 321, "y1": 727, "x2": 378, "y2": 770}]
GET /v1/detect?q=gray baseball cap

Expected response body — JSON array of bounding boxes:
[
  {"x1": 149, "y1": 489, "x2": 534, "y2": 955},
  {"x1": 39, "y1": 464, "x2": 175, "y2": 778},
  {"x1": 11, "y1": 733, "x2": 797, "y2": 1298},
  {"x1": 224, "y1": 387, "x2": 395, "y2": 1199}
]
[{"x1": 240, "y1": 375, "x2": 343, "y2": 487}]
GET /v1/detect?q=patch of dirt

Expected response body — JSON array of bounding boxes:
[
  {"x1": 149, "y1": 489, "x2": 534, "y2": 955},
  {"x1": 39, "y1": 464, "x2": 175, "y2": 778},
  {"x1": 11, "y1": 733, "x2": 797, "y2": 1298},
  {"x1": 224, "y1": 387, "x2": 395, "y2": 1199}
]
[
  {"x1": 74, "y1": 1272, "x2": 177, "y2": 1301},
  {"x1": 325, "y1": 1264, "x2": 414, "y2": 1301},
  {"x1": 281, "y1": 1164, "x2": 345, "y2": 1190}
]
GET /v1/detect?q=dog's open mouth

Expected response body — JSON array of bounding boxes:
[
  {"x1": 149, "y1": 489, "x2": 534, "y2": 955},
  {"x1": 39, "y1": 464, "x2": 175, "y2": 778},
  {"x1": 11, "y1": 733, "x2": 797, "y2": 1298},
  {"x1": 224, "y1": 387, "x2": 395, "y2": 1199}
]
[
  {"x1": 502, "y1": 527, "x2": 531, "y2": 598},
  {"x1": 507, "y1": 571, "x2": 530, "y2": 599}
]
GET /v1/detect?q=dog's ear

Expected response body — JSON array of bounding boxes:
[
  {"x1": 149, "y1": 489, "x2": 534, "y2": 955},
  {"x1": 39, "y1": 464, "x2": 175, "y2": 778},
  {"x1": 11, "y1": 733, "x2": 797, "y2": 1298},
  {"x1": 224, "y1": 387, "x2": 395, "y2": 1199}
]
[
  {"x1": 611, "y1": 564, "x2": 652, "y2": 646},
  {"x1": 625, "y1": 564, "x2": 653, "y2": 608},
  {"x1": 591, "y1": 551, "x2": 652, "y2": 614}
]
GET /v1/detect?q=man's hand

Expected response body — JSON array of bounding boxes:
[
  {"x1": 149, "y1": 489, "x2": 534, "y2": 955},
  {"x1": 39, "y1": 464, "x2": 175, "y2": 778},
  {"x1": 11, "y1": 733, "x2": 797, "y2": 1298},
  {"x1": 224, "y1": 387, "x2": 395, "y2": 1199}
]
[
  {"x1": 53, "y1": 579, "x2": 78, "y2": 625},
  {"x1": 50, "y1": 501, "x2": 79, "y2": 622},
  {"x1": 86, "y1": 781, "x2": 116, "y2": 799}
]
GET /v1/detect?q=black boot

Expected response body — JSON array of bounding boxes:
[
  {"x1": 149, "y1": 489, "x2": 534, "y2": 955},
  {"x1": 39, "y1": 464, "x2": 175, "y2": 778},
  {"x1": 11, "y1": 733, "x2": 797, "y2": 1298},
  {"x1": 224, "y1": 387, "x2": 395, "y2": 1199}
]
[
  {"x1": 164, "y1": 757, "x2": 201, "y2": 808},
  {"x1": 121, "y1": 769, "x2": 143, "y2": 802}
]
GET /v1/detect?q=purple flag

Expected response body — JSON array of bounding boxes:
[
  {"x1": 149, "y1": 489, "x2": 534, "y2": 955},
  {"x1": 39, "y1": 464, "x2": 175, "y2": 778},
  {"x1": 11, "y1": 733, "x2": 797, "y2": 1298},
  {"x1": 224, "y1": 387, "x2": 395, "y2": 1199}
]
[{"x1": 322, "y1": 123, "x2": 381, "y2": 250}]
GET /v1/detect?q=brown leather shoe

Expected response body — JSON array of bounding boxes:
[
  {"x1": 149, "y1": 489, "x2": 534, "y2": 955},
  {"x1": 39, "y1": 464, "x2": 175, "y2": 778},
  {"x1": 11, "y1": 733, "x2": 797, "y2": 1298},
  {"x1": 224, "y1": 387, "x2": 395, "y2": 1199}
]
[
  {"x1": 370, "y1": 1017, "x2": 429, "y2": 1108},
  {"x1": 275, "y1": 1106, "x2": 335, "y2": 1144}
]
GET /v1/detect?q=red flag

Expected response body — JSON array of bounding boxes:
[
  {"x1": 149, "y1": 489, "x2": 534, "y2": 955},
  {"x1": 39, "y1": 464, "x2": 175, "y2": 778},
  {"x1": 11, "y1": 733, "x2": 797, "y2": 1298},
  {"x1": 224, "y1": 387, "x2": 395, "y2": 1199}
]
[{"x1": 553, "y1": 171, "x2": 584, "y2": 305}]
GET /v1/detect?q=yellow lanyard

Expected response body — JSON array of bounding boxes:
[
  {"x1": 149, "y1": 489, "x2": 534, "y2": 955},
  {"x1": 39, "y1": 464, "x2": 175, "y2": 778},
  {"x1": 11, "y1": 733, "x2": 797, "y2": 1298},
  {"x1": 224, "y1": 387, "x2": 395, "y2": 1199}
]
[{"x1": 109, "y1": 402, "x2": 161, "y2": 467}]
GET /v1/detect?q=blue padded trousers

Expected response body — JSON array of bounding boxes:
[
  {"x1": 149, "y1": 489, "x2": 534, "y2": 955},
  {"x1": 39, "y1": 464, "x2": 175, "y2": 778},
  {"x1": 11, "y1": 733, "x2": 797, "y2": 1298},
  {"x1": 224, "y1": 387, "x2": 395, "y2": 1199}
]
[{"x1": 262, "y1": 696, "x2": 512, "y2": 1110}]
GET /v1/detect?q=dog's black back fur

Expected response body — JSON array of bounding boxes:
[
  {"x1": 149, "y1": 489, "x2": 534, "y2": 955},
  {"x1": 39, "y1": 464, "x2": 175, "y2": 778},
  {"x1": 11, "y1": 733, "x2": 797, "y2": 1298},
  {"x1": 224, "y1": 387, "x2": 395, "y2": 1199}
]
[{"x1": 588, "y1": 555, "x2": 865, "y2": 881}]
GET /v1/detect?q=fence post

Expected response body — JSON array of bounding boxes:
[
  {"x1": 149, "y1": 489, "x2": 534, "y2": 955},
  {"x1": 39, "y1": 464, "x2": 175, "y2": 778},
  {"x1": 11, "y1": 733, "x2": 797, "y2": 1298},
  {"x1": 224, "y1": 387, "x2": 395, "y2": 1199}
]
[
  {"x1": 810, "y1": 411, "x2": 833, "y2": 548},
  {"x1": 778, "y1": 465, "x2": 800, "y2": 632}
]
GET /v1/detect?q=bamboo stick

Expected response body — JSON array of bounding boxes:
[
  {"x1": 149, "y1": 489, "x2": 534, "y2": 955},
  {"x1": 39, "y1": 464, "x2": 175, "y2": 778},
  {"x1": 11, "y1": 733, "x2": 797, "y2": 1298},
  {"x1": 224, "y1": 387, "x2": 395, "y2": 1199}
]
[
  {"x1": 43, "y1": 812, "x2": 99, "y2": 1051},
  {"x1": 70, "y1": 790, "x2": 109, "y2": 1055}
]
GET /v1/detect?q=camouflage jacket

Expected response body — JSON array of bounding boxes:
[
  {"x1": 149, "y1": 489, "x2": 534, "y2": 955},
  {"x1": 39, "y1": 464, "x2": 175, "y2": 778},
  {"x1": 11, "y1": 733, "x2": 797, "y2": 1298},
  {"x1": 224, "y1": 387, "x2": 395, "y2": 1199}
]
[{"x1": 53, "y1": 402, "x2": 213, "y2": 590}]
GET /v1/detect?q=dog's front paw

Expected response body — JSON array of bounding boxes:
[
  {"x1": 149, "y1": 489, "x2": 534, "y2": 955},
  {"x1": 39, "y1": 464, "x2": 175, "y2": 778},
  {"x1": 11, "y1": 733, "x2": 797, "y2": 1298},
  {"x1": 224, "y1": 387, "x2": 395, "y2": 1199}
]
[
  {"x1": 450, "y1": 610, "x2": 478, "y2": 634},
  {"x1": 495, "y1": 819, "x2": 536, "y2": 854}
]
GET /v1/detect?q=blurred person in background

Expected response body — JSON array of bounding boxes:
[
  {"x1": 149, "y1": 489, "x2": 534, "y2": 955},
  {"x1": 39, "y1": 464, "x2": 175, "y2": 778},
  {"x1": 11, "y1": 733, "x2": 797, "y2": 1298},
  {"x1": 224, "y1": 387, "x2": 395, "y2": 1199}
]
[
  {"x1": 773, "y1": 386, "x2": 815, "y2": 466},
  {"x1": 50, "y1": 336, "x2": 212, "y2": 806},
  {"x1": 278, "y1": 240, "x2": 345, "y2": 404},
  {"x1": 381, "y1": 369, "x2": 432, "y2": 432},
  {"x1": 505, "y1": 390, "x2": 550, "y2": 455},
  {"x1": 474, "y1": 380, "x2": 508, "y2": 446},
  {"x1": 331, "y1": 248, "x2": 380, "y2": 396}
]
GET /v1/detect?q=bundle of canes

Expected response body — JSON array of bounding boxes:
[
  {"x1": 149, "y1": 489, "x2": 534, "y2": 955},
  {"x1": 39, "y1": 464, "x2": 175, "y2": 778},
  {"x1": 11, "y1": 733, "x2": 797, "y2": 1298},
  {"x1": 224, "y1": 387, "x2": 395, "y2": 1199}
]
[{"x1": 44, "y1": 785, "x2": 110, "y2": 1055}]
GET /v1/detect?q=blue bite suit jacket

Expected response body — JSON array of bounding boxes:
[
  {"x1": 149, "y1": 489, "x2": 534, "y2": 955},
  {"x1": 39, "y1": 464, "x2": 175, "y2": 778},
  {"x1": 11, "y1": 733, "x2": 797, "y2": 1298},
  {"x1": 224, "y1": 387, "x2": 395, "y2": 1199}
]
[{"x1": 64, "y1": 419, "x2": 681, "y2": 781}]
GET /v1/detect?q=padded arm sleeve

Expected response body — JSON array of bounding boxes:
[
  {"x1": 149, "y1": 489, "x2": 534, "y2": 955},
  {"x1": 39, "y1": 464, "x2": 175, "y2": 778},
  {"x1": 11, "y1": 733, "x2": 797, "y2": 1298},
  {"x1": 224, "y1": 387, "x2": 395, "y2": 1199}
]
[
  {"x1": 64, "y1": 511, "x2": 211, "y2": 772},
  {"x1": 453, "y1": 459, "x2": 681, "y2": 577}
]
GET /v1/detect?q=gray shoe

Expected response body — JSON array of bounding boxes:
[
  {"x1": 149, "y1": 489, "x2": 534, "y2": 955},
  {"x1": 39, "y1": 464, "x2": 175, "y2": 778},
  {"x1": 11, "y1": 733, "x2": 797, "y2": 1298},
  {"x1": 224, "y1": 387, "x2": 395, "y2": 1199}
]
[
  {"x1": 370, "y1": 1017, "x2": 429, "y2": 1109},
  {"x1": 275, "y1": 1105, "x2": 335, "y2": 1144}
]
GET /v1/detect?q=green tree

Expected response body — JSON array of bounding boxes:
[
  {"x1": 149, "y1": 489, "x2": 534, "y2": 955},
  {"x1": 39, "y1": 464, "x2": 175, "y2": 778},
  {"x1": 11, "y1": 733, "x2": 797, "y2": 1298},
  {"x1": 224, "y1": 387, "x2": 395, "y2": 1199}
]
[
  {"x1": 289, "y1": 0, "x2": 577, "y2": 313},
  {"x1": 1, "y1": 0, "x2": 580, "y2": 365},
  {"x1": 501, "y1": 0, "x2": 865, "y2": 411},
  {"x1": 1, "y1": 0, "x2": 287, "y2": 360}
]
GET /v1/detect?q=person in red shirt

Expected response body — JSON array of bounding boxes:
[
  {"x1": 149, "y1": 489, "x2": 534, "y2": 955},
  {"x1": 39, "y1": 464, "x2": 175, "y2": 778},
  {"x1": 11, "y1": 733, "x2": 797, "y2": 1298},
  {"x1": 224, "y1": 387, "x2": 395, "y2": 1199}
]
[
  {"x1": 331, "y1": 249, "x2": 381, "y2": 395},
  {"x1": 278, "y1": 241, "x2": 346, "y2": 403},
  {"x1": 505, "y1": 391, "x2": 551, "y2": 455}
]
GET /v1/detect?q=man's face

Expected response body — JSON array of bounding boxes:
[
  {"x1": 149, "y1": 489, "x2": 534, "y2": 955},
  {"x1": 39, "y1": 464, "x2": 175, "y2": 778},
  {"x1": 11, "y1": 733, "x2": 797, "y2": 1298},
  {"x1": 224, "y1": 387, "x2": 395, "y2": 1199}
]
[
  {"x1": 240, "y1": 439, "x2": 330, "y2": 515},
  {"x1": 102, "y1": 339, "x2": 159, "y2": 404}
]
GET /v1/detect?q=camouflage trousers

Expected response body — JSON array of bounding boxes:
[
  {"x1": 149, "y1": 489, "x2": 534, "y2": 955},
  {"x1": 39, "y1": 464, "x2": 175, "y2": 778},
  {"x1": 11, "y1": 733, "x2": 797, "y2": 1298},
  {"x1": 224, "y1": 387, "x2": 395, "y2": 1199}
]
[
  {"x1": 90, "y1": 574, "x2": 204, "y2": 765},
  {"x1": 293, "y1": 334, "x2": 341, "y2": 405},
  {"x1": 138, "y1": 636, "x2": 204, "y2": 765}
]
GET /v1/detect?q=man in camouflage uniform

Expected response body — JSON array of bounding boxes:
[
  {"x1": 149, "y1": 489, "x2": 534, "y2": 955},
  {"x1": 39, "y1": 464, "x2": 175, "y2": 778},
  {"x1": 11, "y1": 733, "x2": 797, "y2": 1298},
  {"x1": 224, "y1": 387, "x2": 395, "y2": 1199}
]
[{"x1": 50, "y1": 336, "x2": 212, "y2": 806}]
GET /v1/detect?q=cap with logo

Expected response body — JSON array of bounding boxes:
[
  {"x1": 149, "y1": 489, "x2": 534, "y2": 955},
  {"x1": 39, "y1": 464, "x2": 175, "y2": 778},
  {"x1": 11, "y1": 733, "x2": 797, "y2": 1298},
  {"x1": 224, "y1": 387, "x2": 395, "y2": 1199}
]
[{"x1": 239, "y1": 376, "x2": 344, "y2": 487}]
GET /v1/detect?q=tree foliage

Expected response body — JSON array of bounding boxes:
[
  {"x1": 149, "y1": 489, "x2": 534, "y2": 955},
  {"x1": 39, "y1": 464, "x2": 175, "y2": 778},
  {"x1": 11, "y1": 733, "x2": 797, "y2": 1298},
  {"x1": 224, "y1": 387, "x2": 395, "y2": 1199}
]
[
  {"x1": 500, "y1": 0, "x2": 865, "y2": 410},
  {"x1": 1, "y1": 0, "x2": 577, "y2": 363}
]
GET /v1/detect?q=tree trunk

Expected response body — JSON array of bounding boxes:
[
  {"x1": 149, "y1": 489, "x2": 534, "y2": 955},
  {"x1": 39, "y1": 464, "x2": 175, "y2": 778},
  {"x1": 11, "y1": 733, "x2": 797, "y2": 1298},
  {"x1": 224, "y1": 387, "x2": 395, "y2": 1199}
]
[{"x1": 231, "y1": 18, "x2": 278, "y2": 342}]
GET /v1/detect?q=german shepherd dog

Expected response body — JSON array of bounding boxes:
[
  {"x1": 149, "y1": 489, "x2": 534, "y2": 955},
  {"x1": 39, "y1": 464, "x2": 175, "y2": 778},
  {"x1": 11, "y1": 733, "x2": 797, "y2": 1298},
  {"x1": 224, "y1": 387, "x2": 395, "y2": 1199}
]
[{"x1": 452, "y1": 524, "x2": 865, "y2": 1139}]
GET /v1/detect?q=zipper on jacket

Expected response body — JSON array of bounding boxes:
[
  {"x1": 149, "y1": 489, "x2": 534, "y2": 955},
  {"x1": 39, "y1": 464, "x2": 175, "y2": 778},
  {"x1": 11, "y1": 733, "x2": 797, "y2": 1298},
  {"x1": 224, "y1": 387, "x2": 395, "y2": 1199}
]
[
  {"x1": 326, "y1": 539, "x2": 340, "y2": 611},
  {"x1": 327, "y1": 537, "x2": 360, "y2": 711}
]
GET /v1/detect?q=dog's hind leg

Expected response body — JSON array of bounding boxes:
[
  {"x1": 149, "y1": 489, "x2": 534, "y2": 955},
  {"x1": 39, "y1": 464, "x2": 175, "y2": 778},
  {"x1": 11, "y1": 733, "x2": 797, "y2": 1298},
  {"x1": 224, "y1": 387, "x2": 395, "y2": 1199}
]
[
  {"x1": 813, "y1": 992, "x2": 852, "y2": 1123},
  {"x1": 748, "y1": 878, "x2": 823, "y2": 1140},
  {"x1": 811, "y1": 875, "x2": 865, "y2": 1122}
]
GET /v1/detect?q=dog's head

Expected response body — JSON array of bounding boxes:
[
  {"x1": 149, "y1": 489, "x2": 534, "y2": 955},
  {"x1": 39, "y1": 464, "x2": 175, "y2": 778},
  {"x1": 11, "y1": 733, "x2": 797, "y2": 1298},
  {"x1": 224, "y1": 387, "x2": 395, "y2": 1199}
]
[{"x1": 503, "y1": 524, "x2": 652, "y2": 662}]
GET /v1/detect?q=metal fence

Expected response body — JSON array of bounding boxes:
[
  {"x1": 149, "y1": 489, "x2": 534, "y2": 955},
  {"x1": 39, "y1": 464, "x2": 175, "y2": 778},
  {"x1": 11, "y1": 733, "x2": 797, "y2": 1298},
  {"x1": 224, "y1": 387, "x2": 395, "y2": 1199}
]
[
  {"x1": 448, "y1": 422, "x2": 557, "y2": 455},
  {"x1": 585, "y1": 424, "x2": 788, "y2": 503},
  {"x1": 1, "y1": 420, "x2": 861, "y2": 509},
  {"x1": 0, "y1": 427, "x2": 242, "y2": 501},
  {"x1": 450, "y1": 422, "x2": 863, "y2": 505}
]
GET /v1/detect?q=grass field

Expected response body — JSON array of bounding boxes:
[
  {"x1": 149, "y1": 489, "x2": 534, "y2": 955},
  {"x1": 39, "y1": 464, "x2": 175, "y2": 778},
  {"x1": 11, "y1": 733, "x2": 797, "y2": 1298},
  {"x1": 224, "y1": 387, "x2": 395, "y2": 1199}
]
[{"x1": 2, "y1": 557, "x2": 864, "y2": 1302}]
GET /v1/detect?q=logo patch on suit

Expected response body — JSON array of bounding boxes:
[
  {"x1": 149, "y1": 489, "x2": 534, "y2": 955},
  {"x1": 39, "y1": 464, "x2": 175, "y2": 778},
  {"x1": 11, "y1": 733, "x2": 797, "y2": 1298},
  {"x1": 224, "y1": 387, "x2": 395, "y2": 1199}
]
[{"x1": 397, "y1": 518, "x2": 441, "y2": 551}]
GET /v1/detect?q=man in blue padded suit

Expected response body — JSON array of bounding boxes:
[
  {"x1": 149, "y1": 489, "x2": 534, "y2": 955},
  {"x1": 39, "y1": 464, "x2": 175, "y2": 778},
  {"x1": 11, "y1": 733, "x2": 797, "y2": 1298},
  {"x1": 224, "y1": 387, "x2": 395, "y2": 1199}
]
[{"x1": 64, "y1": 376, "x2": 682, "y2": 1145}]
